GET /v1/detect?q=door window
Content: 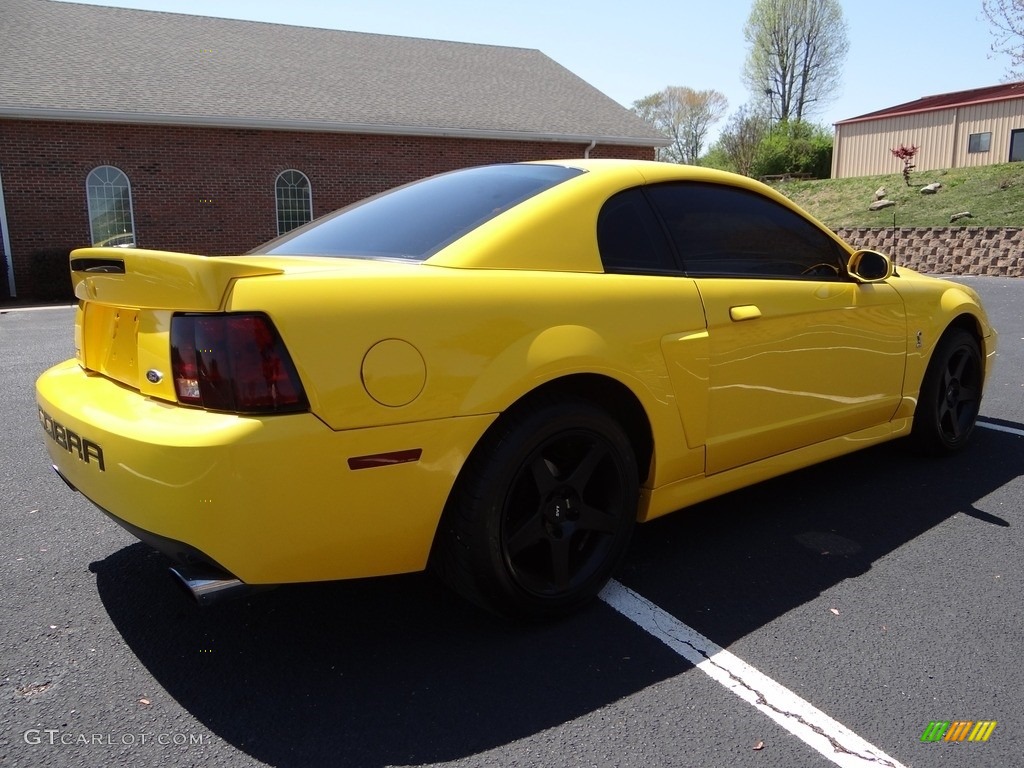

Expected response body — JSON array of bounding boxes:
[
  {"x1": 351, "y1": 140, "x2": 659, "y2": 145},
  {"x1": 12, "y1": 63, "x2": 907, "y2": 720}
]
[
  {"x1": 1010, "y1": 129, "x2": 1024, "y2": 163},
  {"x1": 645, "y1": 182, "x2": 845, "y2": 280}
]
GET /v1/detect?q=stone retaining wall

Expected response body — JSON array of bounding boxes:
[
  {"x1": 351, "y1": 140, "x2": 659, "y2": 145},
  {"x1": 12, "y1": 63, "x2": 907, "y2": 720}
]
[{"x1": 835, "y1": 227, "x2": 1023, "y2": 277}]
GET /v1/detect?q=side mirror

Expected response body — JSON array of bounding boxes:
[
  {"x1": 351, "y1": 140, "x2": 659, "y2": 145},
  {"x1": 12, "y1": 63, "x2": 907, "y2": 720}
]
[{"x1": 847, "y1": 249, "x2": 893, "y2": 282}]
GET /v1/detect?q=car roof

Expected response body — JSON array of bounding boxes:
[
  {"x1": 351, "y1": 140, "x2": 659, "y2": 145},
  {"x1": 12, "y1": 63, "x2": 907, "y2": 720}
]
[{"x1": 426, "y1": 160, "x2": 845, "y2": 272}]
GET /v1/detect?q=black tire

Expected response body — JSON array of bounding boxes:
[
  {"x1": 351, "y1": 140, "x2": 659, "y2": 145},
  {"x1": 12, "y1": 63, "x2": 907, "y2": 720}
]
[
  {"x1": 430, "y1": 397, "x2": 639, "y2": 620},
  {"x1": 910, "y1": 328, "x2": 983, "y2": 455}
]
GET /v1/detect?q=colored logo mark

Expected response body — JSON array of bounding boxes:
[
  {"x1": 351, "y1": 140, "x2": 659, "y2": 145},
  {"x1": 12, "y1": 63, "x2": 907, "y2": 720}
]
[{"x1": 920, "y1": 720, "x2": 997, "y2": 743}]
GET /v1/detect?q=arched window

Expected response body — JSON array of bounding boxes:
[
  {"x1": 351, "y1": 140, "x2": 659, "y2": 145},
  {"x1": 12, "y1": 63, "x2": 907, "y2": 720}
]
[
  {"x1": 86, "y1": 166, "x2": 135, "y2": 247},
  {"x1": 275, "y1": 170, "x2": 312, "y2": 235}
]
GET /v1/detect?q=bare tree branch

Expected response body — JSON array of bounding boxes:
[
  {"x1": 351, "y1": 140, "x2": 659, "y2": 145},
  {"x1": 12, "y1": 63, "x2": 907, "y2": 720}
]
[
  {"x1": 982, "y1": 0, "x2": 1024, "y2": 79},
  {"x1": 717, "y1": 107, "x2": 770, "y2": 176},
  {"x1": 742, "y1": 0, "x2": 848, "y2": 122},
  {"x1": 631, "y1": 87, "x2": 729, "y2": 164}
]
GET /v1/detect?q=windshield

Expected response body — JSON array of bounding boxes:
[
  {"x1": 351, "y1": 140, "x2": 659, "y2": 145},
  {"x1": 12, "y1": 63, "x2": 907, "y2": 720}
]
[{"x1": 254, "y1": 163, "x2": 585, "y2": 261}]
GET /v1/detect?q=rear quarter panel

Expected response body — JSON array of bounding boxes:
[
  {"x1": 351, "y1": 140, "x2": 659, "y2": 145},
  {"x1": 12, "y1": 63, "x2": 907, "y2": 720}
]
[{"x1": 226, "y1": 268, "x2": 710, "y2": 488}]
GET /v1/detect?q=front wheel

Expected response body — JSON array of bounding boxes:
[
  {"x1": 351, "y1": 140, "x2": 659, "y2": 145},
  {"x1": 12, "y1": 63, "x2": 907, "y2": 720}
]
[
  {"x1": 910, "y1": 328, "x2": 983, "y2": 455},
  {"x1": 431, "y1": 398, "x2": 639, "y2": 620}
]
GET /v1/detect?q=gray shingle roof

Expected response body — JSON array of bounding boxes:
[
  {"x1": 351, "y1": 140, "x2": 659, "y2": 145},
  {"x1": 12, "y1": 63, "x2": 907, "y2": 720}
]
[{"x1": 1, "y1": 0, "x2": 665, "y2": 145}]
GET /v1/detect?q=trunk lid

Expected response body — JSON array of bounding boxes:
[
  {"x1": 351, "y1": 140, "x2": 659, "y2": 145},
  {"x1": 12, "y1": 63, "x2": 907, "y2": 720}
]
[{"x1": 70, "y1": 247, "x2": 286, "y2": 401}]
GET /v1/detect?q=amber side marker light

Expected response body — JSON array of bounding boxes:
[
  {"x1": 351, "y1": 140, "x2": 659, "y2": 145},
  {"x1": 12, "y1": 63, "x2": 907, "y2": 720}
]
[{"x1": 170, "y1": 313, "x2": 308, "y2": 414}]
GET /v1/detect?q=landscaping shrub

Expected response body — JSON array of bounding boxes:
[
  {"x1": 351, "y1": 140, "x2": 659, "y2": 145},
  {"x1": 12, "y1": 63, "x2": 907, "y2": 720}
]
[
  {"x1": 753, "y1": 121, "x2": 833, "y2": 179},
  {"x1": 29, "y1": 247, "x2": 75, "y2": 301}
]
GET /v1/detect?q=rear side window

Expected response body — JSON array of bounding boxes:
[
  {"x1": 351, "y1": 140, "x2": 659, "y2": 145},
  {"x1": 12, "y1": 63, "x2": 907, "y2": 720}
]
[
  {"x1": 645, "y1": 182, "x2": 846, "y2": 279},
  {"x1": 256, "y1": 164, "x2": 584, "y2": 261},
  {"x1": 597, "y1": 188, "x2": 677, "y2": 274}
]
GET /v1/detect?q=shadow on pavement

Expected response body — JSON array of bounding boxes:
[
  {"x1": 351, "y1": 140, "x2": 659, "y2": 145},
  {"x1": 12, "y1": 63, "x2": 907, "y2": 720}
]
[
  {"x1": 91, "y1": 426, "x2": 1022, "y2": 767},
  {"x1": 618, "y1": 424, "x2": 1021, "y2": 645}
]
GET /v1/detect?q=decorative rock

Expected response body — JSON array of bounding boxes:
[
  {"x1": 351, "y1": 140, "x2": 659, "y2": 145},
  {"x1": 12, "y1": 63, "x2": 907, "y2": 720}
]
[
  {"x1": 950, "y1": 211, "x2": 973, "y2": 223},
  {"x1": 874, "y1": 186, "x2": 886, "y2": 200},
  {"x1": 869, "y1": 199, "x2": 896, "y2": 211},
  {"x1": 921, "y1": 183, "x2": 942, "y2": 194}
]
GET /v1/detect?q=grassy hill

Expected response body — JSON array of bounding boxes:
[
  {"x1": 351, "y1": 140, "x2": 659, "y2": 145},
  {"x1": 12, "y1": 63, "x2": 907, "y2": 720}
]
[{"x1": 770, "y1": 161, "x2": 1024, "y2": 229}]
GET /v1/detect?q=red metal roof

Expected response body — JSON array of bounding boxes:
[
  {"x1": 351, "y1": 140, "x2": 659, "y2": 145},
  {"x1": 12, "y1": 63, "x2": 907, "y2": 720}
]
[{"x1": 836, "y1": 81, "x2": 1024, "y2": 125}]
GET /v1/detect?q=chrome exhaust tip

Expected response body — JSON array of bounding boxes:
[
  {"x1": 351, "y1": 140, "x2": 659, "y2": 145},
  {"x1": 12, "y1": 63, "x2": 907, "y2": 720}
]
[
  {"x1": 170, "y1": 565, "x2": 249, "y2": 606},
  {"x1": 52, "y1": 464, "x2": 78, "y2": 492}
]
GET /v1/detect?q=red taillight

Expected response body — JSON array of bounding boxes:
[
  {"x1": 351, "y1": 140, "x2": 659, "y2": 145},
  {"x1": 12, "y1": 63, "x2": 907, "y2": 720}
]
[{"x1": 170, "y1": 313, "x2": 308, "y2": 414}]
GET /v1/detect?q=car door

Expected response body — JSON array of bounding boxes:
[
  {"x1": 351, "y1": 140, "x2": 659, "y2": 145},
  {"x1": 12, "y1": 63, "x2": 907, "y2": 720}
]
[{"x1": 646, "y1": 182, "x2": 907, "y2": 475}]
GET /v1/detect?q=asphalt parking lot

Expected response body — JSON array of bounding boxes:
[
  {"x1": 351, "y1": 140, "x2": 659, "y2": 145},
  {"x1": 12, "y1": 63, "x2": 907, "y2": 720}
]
[{"x1": 2, "y1": 276, "x2": 1022, "y2": 768}]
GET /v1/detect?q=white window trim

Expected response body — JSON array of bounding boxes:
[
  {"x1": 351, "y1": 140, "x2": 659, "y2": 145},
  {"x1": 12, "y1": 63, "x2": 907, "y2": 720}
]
[
  {"x1": 86, "y1": 165, "x2": 136, "y2": 246},
  {"x1": 275, "y1": 169, "x2": 313, "y2": 236},
  {"x1": 0, "y1": 170, "x2": 14, "y2": 296}
]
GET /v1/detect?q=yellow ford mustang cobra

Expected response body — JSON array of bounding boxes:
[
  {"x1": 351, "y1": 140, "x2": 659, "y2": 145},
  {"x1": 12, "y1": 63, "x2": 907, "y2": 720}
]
[{"x1": 37, "y1": 160, "x2": 996, "y2": 619}]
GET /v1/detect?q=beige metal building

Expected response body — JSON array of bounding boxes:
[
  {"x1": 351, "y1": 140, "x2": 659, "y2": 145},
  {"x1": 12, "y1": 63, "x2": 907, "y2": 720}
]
[{"x1": 832, "y1": 82, "x2": 1024, "y2": 178}]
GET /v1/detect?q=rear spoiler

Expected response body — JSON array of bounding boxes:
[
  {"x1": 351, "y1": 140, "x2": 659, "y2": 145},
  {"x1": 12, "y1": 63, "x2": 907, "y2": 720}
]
[{"x1": 70, "y1": 247, "x2": 284, "y2": 311}]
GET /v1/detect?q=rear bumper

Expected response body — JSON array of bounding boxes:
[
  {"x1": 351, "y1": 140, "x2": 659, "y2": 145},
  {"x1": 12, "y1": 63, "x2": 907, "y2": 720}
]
[
  {"x1": 53, "y1": 464, "x2": 247, "y2": 603},
  {"x1": 37, "y1": 359, "x2": 494, "y2": 584},
  {"x1": 52, "y1": 462, "x2": 233, "y2": 572}
]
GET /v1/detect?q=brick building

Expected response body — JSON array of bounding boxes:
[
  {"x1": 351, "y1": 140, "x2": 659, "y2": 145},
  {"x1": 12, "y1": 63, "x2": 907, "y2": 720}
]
[{"x1": 0, "y1": 0, "x2": 664, "y2": 298}]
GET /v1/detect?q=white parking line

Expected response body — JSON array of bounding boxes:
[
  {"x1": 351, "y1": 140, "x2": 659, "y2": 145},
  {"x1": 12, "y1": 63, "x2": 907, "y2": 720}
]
[
  {"x1": 978, "y1": 419, "x2": 1024, "y2": 437},
  {"x1": 600, "y1": 580, "x2": 907, "y2": 768},
  {"x1": 0, "y1": 304, "x2": 75, "y2": 313},
  {"x1": 601, "y1": 419, "x2": 1014, "y2": 763}
]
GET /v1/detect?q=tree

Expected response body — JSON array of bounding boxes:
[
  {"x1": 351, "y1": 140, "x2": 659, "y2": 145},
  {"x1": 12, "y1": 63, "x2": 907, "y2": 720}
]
[
  {"x1": 703, "y1": 111, "x2": 832, "y2": 179},
  {"x1": 714, "y1": 106, "x2": 769, "y2": 176},
  {"x1": 982, "y1": 0, "x2": 1024, "y2": 79},
  {"x1": 755, "y1": 120, "x2": 833, "y2": 178},
  {"x1": 890, "y1": 144, "x2": 919, "y2": 186},
  {"x1": 631, "y1": 86, "x2": 729, "y2": 164},
  {"x1": 742, "y1": 0, "x2": 849, "y2": 123}
]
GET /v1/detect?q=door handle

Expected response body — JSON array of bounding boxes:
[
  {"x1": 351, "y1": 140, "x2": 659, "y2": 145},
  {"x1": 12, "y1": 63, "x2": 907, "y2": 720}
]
[{"x1": 729, "y1": 305, "x2": 762, "y2": 322}]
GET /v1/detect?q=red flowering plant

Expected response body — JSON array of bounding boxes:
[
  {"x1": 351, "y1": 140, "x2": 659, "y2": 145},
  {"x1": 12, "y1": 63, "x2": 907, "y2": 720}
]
[{"x1": 890, "y1": 144, "x2": 919, "y2": 186}]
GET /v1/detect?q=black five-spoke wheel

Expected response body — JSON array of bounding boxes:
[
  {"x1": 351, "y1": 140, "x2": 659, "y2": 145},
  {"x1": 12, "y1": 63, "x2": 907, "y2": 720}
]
[
  {"x1": 501, "y1": 426, "x2": 632, "y2": 599},
  {"x1": 431, "y1": 397, "x2": 639, "y2": 620},
  {"x1": 911, "y1": 328, "x2": 983, "y2": 454}
]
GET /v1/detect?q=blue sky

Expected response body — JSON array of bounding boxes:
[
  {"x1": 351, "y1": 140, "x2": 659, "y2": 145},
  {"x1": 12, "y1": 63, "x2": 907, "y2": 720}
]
[{"x1": 63, "y1": 0, "x2": 1012, "y2": 138}]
